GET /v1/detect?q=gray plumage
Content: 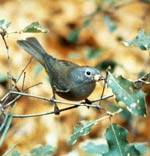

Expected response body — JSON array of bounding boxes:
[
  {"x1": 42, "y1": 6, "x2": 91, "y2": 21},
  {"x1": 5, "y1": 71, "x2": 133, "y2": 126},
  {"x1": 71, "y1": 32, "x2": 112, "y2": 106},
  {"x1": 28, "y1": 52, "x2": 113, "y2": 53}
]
[{"x1": 17, "y1": 37, "x2": 104, "y2": 101}]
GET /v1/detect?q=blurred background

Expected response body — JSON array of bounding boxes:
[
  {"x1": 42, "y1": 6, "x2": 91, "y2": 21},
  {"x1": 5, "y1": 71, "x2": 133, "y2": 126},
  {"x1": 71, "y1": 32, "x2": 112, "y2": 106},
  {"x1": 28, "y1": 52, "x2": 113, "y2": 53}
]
[{"x1": 0, "y1": 0, "x2": 149, "y2": 155}]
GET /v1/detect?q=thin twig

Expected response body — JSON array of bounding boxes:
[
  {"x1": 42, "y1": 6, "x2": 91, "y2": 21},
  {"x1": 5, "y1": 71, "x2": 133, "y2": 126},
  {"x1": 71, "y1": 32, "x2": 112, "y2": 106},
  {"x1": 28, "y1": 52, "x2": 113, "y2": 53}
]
[
  {"x1": 141, "y1": 51, "x2": 150, "y2": 73},
  {"x1": 5, "y1": 103, "x2": 122, "y2": 119},
  {"x1": 5, "y1": 91, "x2": 100, "y2": 109},
  {"x1": 12, "y1": 105, "x2": 79, "y2": 118},
  {"x1": 1, "y1": 83, "x2": 42, "y2": 108},
  {"x1": 16, "y1": 57, "x2": 33, "y2": 84},
  {"x1": 0, "y1": 114, "x2": 10, "y2": 132},
  {"x1": 24, "y1": 82, "x2": 42, "y2": 91},
  {"x1": 5, "y1": 90, "x2": 113, "y2": 108},
  {"x1": 106, "y1": 108, "x2": 123, "y2": 117},
  {"x1": 0, "y1": 30, "x2": 12, "y2": 89},
  {"x1": 3, "y1": 95, "x2": 21, "y2": 108},
  {"x1": 12, "y1": 57, "x2": 33, "y2": 90},
  {"x1": 21, "y1": 72, "x2": 26, "y2": 91},
  {"x1": 0, "y1": 102, "x2": 6, "y2": 116},
  {"x1": 95, "y1": 108, "x2": 123, "y2": 125},
  {"x1": 99, "y1": 69, "x2": 110, "y2": 106},
  {"x1": 1, "y1": 144, "x2": 18, "y2": 156},
  {"x1": 1, "y1": 80, "x2": 42, "y2": 107},
  {"x1": 91, "y1": 94, "x2": 114, "y2": 103},
  {"x1": 0, "y1": 92, "x2": 10, "y2": 102}
]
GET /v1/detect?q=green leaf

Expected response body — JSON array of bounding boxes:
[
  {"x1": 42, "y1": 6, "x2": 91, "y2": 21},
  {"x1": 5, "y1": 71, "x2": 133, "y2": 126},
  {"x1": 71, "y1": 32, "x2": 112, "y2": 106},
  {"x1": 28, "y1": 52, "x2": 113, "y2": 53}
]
[
  {"x1": 104, "y1": 123, "x2": 140, "y2": 156},
  {"x1": 67, "y1": 28, "x2": 80, "y2": 42},
  {"x1": 85, "y1": 47, "x2": 101, "y2": 59},
  {"x1": 30, "y1": 144, "x2": 55, "y2": 156},
  {"x1": 0, "y1": 19, "x2": 11, "y2": 29},
  {"x1": 33, "y1": 63, "x2": 44, "y2": 77},
  {"x1": 0, "y1": 73, "x2": 7, "y2": 82},
  {"x1": 123, "y1": 29, "x2": 150, "y2": 50},
  {"x1": 80, "y1": 140, "x2": 108, "y2": 154},
  {"x1": 11, "y1": 150, "x2": 20, "y2": 156},
  {"x1": 133, "y1": 142, "x2": 148, "y2": 153},
  {"x1": 23, "y1": 22, "x2": 48, "y2": 33},
  {"x1": 107, "y1": 72, "x2": 146, "y2": 116},
  {"x1": 106, "y1": 103, "x2": 132, "y2": 121},
  {"x1": 103, "y1": 15, "x2": 117, "y2": 32},
  {"x1": 144, "y1": 0, "x2": 150, "y2": 2},
  {"x1": 81, "y1": 19, "x2": 91, "y2": 28},
  {"x1": 68, "y1": 120, "x2": 97, "y2": 145}
]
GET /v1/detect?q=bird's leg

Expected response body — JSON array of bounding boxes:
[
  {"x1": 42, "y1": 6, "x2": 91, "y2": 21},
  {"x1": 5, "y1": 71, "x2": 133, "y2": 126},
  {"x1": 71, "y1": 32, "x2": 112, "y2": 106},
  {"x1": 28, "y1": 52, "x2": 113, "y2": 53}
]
[{"x1": 51, "y1": 89, "x2": 60, "y2": 115}]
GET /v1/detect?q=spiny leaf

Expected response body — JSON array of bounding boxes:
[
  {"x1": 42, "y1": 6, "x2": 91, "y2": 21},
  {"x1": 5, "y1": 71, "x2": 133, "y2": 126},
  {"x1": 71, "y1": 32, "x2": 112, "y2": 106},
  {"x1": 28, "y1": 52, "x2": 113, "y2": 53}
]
[
  {"x1": 11, "y1": 150, "x2": 20, "y2": 156},
  {"x1": 104, "y1": 123, "x2": 140, "y2": 156},
  {"x1": 107, "y1": 72, "x2": 146, "y2": 116},
  {"x1": 68, "y1": 120, "x2": 97, "y2": 145},
  {"x1": 123, "y1": 29, "x2": 150, "y2": 50},
  {"x1": 23, "y1": 22, "x2": 48, "y2": 33},
  {"x1": 80, "y1": 140, "x2": 108, "y2": 155},
  {"x1": 106, "y1": 103, "x2": 132, "y2": 121},
  {"x1": 30, "y1": 144, "x2": 55, "y2": 156},
  {"x1": 133, "y1": 142, "x2": 148, "y2": 153}
]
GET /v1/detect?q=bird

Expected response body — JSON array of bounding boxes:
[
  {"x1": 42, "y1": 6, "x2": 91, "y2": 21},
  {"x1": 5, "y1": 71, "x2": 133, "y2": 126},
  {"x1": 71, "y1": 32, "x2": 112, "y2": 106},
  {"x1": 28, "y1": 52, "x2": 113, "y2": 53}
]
[{"x1": 17, "y1": 37, "x2": 104, "y2": 113}]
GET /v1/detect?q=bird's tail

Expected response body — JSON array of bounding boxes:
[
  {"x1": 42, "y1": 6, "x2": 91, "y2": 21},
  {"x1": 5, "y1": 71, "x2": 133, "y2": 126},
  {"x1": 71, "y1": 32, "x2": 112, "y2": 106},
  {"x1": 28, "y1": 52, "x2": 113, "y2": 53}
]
[{"x1": 17, "y1": 37, "x2": 50, "y2": 65}]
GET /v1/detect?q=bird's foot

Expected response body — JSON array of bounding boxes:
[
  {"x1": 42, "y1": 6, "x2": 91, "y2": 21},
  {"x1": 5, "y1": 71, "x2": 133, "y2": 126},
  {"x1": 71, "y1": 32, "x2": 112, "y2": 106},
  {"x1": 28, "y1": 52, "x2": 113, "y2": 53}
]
[
  {"x1": 81, "y1": 98, "x2": 92, "y2": 109},
  {"x1": 85, "y1": 98, "x2": 92, "y2": 105},
  {"x1": 54, "y1": 103, "x2": 60, "y2": 115},
  {"x1": 49, "y1": 97, "x2": 60, "y2": 115}
]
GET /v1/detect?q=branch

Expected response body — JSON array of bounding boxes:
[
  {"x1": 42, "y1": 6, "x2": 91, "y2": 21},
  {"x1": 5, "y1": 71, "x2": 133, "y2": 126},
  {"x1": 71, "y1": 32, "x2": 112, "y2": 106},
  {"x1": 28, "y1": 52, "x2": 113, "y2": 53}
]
[
  {"x1": 11, "y1": 105, "x2": 79, "y2": 118},
  {"x1": 11, "y1": 104, "x2": 123, "y2": 119},
  {"x1": 4, "y1": 90, "x2": 113, "y2": 108},
  {"x1": 0, "y1": 30, "x2": 12, "y2": 88}
]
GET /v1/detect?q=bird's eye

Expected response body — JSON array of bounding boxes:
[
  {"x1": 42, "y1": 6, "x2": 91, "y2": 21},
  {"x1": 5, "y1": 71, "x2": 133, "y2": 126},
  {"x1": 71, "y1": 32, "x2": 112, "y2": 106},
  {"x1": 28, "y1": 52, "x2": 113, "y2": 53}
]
[{"x1": 85, "y1": 70, "x2": 91, "y2": 76}]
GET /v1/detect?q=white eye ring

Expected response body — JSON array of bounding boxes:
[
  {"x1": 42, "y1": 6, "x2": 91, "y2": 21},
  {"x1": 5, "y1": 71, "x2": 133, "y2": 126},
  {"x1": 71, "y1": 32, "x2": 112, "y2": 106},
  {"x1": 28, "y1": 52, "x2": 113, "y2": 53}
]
[{"x1": 85, "y1": 70, "x2": 91, "y2": 76}]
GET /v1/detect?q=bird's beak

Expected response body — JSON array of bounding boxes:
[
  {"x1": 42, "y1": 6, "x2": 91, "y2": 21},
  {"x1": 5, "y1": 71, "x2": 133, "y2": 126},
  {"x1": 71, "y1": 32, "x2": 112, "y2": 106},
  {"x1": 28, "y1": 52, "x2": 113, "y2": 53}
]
[{"x1": 93, "y1": 74, "x2": 105, "y2": 81}]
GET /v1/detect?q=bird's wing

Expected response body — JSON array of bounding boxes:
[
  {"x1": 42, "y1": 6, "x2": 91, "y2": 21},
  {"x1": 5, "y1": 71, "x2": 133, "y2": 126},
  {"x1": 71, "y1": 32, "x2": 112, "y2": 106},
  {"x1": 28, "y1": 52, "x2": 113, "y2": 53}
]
[
  {"x1": 44, "y1": 59, "x2": 78, "y2": 93},
  {"x1": 53, "y1": 84, "x2": 70, "y2": 93}
]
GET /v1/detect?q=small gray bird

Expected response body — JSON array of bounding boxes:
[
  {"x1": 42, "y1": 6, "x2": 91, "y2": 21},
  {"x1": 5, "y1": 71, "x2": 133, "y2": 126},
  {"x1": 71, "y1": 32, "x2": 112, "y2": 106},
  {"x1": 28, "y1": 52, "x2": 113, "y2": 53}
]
[{"x1": 17, "y1": 37, "x2": 104, "y2": 108}]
